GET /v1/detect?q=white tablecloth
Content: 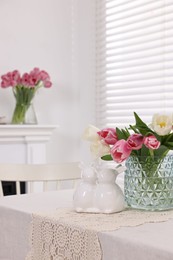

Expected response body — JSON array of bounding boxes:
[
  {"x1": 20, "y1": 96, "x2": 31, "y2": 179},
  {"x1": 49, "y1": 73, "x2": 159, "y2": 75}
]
[
  {"x1": 0, "y1": 190, "x2": 73, "y2": 260},
  {"x1": 0, "y1": 190, "x2": 173, "y2": 260}
]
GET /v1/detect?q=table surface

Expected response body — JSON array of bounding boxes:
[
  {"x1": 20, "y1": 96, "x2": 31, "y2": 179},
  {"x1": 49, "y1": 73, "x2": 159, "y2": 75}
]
[{"x1": 0, "y1": 189, "x2": 173, "y2": 260}]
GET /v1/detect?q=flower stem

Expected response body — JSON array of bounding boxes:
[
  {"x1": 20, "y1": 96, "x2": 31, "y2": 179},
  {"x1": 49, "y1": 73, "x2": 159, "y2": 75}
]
[{"x1": 11, "y1": 103, "x2": 30, "y2": 124}]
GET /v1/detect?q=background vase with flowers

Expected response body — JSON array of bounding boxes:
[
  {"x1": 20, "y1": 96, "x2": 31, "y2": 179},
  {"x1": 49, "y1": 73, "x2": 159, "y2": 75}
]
[
  {"x1": 83, "y1": 112, "x2": 173, "y2": 211},
  {"x1": 0, "y1": 68, "x2": 52, "y2": 124}
]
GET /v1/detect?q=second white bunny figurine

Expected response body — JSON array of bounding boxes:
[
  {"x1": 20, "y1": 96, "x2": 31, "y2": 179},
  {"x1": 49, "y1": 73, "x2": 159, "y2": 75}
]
[{"x1": 93, "y1": 164, "x2": 125, "y2": 213}]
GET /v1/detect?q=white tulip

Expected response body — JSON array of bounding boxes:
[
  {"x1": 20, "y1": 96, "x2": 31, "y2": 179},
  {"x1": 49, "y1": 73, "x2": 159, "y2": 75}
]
[
  {"x1": 90, "y1": 140, "x2": 110, "y2": 158},
  {"x1": 83, "y1": 124, "x2": 111, "y2": 158},
  {"x1": 82, "y1": 124, "x2": 100, "y2": 142},
  {"x1": 151, "y1": 114, "x2": 173, "y2": 136}
]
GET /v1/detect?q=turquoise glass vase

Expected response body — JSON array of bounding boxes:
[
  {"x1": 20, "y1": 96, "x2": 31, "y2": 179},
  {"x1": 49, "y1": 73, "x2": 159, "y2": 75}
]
[{"x1": 124, "y1": 155, "x2": 173, "y2": 211}]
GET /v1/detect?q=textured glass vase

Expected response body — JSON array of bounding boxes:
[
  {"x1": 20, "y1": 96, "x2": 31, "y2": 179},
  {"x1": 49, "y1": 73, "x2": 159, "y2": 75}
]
[{"x1": 124, "y1": 155, "x2": 173, "y2": 211}]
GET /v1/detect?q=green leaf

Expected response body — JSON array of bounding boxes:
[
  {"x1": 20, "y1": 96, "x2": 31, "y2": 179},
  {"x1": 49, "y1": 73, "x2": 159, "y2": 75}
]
[
  {"x1": 163, "y1": 142, "x2": 173, "y2": 150},
  {"x1": 125, "y1": 127, "x2": 131, "y2": 135},
  {"x1": 160, "y1": 133, "x2": 173, "y2": 148},
  {"x1": 166, "y1": 133, "x2": 173, "y2": 141},
  {"x1": 129, "y1": 124, "x2": 139, "y2": 133},
  {"x1": 134, "y1": 112, "x2": 148, "y2": 127},
  {"x1": 153, "y1": 145, "x2": 169, "y2": 157},
  {"x1": 162, "y1": 133, "x2": 173, "y2": 142},
  {"x1": 122, "y1": 129, "x2": 130, "y2": 139},
  {"x1": 116, "y1": 127, "x2": 127, "y2": 140},
  {"x1": 166, "y1": 141, "x2": 173, "y2": 146},
  {"x1": 140, "y1": 145, "x2": 150, "y2": 158},
  {"x1": 101, "y1": 154, "x2": 113, "y2": 161},
  {"x1": 133, "y1": 112, "x2": 159, "y2": 137}
]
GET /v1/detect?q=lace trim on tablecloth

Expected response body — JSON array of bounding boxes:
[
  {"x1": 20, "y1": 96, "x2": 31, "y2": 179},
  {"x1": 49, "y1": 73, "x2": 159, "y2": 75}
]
[{"x1": 26, "y1": 208, "x2": 173, "y2": 260}]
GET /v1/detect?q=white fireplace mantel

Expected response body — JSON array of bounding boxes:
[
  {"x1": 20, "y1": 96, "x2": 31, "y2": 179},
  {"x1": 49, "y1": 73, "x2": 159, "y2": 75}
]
[
  {"x1": 0, "y1": 125, "x2": 58, "y2": 143},
  {"x1": 0, "y1": 125, "x2": 58, "y2": 164}
]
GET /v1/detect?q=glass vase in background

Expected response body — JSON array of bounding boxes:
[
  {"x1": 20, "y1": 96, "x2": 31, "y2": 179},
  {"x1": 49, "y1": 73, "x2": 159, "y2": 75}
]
[
  {"x1": 11, "y1": 86, "x2": 37, "y2": 124},
  {"x1": 124, "y1": 155, "x2": 173, "y2": 211},
  {"x1": 11, "y1": 102, "x2": 37, "y2": 125},
  {"x1": 24, "y1": 103, "x2": 37, "y2": 124}
]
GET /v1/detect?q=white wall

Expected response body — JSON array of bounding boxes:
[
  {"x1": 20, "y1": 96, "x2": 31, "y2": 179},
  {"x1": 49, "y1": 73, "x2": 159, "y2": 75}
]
[{"x1": 0, "y1": 0, "x2": 96, "y2": 163}]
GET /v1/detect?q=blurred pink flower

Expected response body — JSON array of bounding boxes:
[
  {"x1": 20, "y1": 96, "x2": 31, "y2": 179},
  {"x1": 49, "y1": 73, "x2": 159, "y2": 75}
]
[
  {"x1": 21, "y1": 73, "x2": 30, "y2": 86},
  {"x1": 12, "y1": 70, "x2": 21, "y2": 84},
  {"x1": 1, "y1": 68, "x2": 52, "y2": 89},
  {"x1": 1, "y1": 70, "x2": 21, "y2": 88},
  {"x1": 44, "y1": 80, "x2": 52, "y2": 88}
]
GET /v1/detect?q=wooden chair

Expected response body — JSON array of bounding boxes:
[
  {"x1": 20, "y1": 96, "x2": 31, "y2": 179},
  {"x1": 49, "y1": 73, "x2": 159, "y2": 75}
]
[{"x1": 0, "y1": 162, "x2": 81, "y2": 197}]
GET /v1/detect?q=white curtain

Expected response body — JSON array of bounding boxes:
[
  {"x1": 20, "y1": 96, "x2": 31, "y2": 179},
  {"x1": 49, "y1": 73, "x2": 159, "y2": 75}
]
[{"x1": 95, "y1": 0, "x2": 173, "y2": 129}]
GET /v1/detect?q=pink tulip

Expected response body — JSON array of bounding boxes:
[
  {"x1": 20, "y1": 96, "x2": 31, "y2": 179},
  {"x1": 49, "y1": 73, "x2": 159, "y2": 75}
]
[
  {"x1": 110, "y1": 139, "x2": 132, "y2": 163},
  {"x1": 29, "y1": 77, "x2": 38, "y2": 86},
  {"x1": 127, "y1": 134, "x2": 144, "y2": 150},
  {"x1": 10, "y1": 80, "x2": 17, "y2": 87},
  {"x1": 29, "y1": 73, "x2": 40, "y2": 86},
  {"x1": 11, "y1": 70, "x2": 21, "y2": 85},
  {"x1": 1, "y1": 75, "x2": 10, "y2": 82},
  {"x1": 1, "y1": 74, "x2": 12, "y2": 87},
  {"x1": 39, "y1": 70, "x2": 50, "y2": 81},
  {"x1": 21, "y1": 73, "x2": 31, "y2": 87},
  {"x1": 29, "y1": 68, "x2": 41, "y2": 84},
  {"x1": 29, "y1": 68, "x2": 52, "y2": 87},
  {"x1": 7, "y1": 72, "x2": 12, "y2": 78},
  {"x1": 144, "y1": 135, "x2": 160, "y2": 150},
  {"x1": 30, "y1": 67, "x2": 40, "y2": 76},
  {"x1": 1, "y1": 80, "x2": 9, "y2": 88},
  {"x1": 1, "y1": 68, "x2": 52, "y2": 89},
  {"x1": 44, "y1": 80, "x2": 52, "y2": 88},
  {"x1": 97, "y1": 128, "x2": 118, "y2": 145}
]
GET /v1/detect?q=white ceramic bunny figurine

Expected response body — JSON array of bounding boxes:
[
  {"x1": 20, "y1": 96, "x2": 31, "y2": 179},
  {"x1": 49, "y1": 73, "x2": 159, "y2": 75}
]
[
  {"x1": 73, "y1": 163, "x2": 97, "y2": 212},
  {"x1": 93, "y1": 164, "x2": 125, "y2": 213},
  {"x1": 73, "y1": 161, "x2": 125, "y2": 214}
]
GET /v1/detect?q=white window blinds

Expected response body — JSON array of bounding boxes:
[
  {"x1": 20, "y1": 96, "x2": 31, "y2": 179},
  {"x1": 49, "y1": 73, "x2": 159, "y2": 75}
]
[{"x1": 95, "y1": 0, "x2": 173, "y2": 129}]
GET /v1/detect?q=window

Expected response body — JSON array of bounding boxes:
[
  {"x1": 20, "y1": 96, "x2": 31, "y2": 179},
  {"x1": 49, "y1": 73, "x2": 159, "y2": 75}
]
[{"x1": 95, "y1": 0, "x2": 173, "y2": 129}]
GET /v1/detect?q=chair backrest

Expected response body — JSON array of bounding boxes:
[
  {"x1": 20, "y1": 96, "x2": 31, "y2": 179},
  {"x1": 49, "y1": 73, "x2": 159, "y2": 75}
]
[{"x1": 0, "y1": 162, "x2": 81, "y2": 197}]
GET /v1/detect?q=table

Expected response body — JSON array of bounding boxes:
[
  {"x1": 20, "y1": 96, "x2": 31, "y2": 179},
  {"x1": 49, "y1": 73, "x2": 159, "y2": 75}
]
[{"x1": 0, "y1": 189, "x2": 173, "y2": 260}]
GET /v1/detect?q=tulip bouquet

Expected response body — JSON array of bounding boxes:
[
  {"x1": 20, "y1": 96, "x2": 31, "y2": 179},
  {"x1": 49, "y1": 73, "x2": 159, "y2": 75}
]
[
  {"x1": 1, "y1": 68, "x2": 52, "y2": 124},
  {"x1": 84, "y1": 112, "x2": 173, "y2": 210},
  {"x1": 83, "y1": 112, "x2": 173, "y2": 164}
]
